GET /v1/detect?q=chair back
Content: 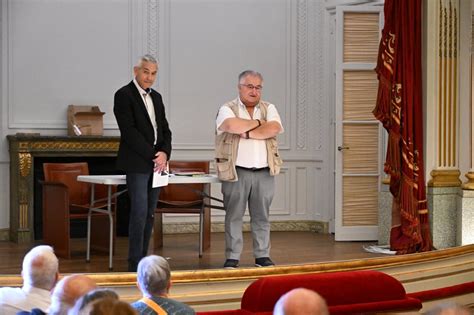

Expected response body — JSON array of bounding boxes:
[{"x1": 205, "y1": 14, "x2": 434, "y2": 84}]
[
  {"x1": 159, "y1": 161, "x2": 210, "y2": 202},
  {"x1": 43, "y1": 162, "x2": 90, "y2": 206}
]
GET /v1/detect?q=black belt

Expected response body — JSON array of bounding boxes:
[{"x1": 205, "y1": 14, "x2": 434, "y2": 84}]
[{"x1": 236, "y1": 166, "x2": 269, "y2": 172}]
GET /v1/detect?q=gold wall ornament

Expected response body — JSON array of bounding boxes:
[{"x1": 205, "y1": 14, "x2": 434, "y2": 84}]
[
  {"x1": 18, "y1": 153, "x2": 32, "y2": 178},
  {"x1": 461, "y1": 172, "x2": 474, "y2": 190},
  {"x1": 428, "y1": 169, "x2": 462, "y2": 187}
]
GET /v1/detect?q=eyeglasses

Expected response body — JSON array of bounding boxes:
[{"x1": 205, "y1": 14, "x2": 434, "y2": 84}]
[{"x1": 240, "y1": 84, "x2": 263, "y2": 91}]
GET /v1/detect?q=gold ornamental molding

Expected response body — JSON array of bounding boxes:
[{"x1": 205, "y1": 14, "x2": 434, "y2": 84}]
[
  {"x1": 18, "y1": 140, "x2": 119, "y2": 152},
  {"x1": 18, "y1": 153, "x2": 32, "y2": 177},
  {"x1": 0, "y1": 244, "x2": 472, "y2": 288},
  {"x1": 462, "y1": 172, "x2": 474, "y2": 190},
  {"x1": 428, "y1": 169, "x2": 462, "y2": 187}
]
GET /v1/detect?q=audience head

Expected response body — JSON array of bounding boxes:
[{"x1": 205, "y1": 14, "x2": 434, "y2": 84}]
[
  {"x1": 136, "y1": 255, "x2": 171, "y2": 298},
  {"x1": 21, "y1": 245, "x2": 59, "y2": 291},
  {"x1": 273, "y1": 288, "x2": 329, "y2": 315},
  {"x1": 68, "y1": 288, "x2": 119, "y2": 315},
  {"x1": 82, "y1": 297, "x2": 137, "y2": 315},
  {"x1": 49, "y1": 274, "x2": 96, "y2": 315},
  {"x1": 425, "y1": 302, "x2": 472, "y2": 315}
]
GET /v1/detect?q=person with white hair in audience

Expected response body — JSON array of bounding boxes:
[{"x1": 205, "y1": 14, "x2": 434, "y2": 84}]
[
  {"x1": 0, "y1": 245, "x2": 59, "y2": 314},
  {"x1": 131, "y1": 255, "x2": 195, "y2": 315},
  {"x1": 48, "y1": 274, "x2": 97, "y2": 315},
  {"x1": 273, "y1": 288, "x2": 329, "y2": 315}
]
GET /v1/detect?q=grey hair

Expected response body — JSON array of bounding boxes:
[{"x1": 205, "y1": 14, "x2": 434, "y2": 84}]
[
  {"x1": 137, "y1": 255, "x2": 170, "y2": 297},
  {"x1": 136, "y1": 54, "x2": 158, "y2": 67},
  {"x1": 238, "y1": 70, "x2": 263, "y2": 84},
  {"x1": 22, "y1": 245, "x2": 58, "y2": 290}
]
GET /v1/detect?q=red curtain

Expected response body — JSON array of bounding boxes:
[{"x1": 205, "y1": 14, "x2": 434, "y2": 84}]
[{"x1": 373, "y1": 0, "x2": 433, "y2": 254}]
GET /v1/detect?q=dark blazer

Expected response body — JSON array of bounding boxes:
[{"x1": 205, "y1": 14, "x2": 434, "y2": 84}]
[{"x1": 114, "y1": 81, "x2": 172, "y2": 173}]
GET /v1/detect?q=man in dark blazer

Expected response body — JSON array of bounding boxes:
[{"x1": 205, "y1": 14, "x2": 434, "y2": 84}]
[{"x1": 113, "y1": 54, "x2": 172, "y2": 272}]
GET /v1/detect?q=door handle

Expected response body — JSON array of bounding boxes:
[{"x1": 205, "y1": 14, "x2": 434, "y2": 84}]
[{"x1": 337, "y1": 145, "x2": 349, "y2": 151}]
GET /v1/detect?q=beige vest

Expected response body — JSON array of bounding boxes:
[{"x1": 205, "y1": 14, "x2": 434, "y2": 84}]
[{"x1": 215, "y1": 99, "x2": 283, "y2": 182}]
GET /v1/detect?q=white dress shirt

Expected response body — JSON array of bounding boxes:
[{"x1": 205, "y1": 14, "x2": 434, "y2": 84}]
[
  {"x1": 0, "y1": 285, "x2": 51, "y2": 314},
  {"x1": 133, "y1": 79, "x2": 157, "y2": 144},
  {"x1": 216, "y1": 98, "x2": 283, "y2": 168}
]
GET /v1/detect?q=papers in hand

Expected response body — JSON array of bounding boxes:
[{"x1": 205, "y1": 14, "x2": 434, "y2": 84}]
[{"x1": 153, "y1": 170, "x2": 169, "y2": 188}]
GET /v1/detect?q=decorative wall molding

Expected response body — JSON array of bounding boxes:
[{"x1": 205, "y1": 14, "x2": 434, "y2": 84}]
[
  {"x1": 147, "y1": 0, "x2": 159, "y2": 58},
  {"x1": 315, "y1": 0, "x2": 324, "y2": 151},
  {"x1": 270, "y1": 167, "x2": 291, "y2": 215},
  {"x1": 7, "y1": 0, "x2": 134, "y2": 129},
  {"x1": 297, "y1": 0, "x2": 308, "y2": 150}
]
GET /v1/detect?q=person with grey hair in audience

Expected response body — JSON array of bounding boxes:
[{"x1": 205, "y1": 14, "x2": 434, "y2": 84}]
[
  {"x1": 0, "y1": 245, "x2": 59, "y2": 314},
  {"x1": 424, "y1": 301, "x2": 472, "y2": 315},
  {"x1": 48, "y1": 274, "x2": 97, "y2": 315},
  {"x1": 68, "y1": 288, "x2": 119, "y2": 315},
  {"x1": 273, "y1": 288, "x2": 329, "y2": 315},
  {"x1": 131, "y1": 255, "x2": 195, "y2": 315}
]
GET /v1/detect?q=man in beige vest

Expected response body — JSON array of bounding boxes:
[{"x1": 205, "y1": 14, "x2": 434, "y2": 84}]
[{"x1": 215, "y1": 70, "x2": 283, "y2": 269}]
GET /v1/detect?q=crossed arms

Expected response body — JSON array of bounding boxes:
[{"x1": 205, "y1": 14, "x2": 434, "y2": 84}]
[{"x1": 218, "y1": 117, "x2": 282, "y2": 140}]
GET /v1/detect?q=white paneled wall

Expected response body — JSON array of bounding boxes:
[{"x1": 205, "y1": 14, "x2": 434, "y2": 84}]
[{"x1": 0, "y1": 0, "x2": 351, "y2": 233}]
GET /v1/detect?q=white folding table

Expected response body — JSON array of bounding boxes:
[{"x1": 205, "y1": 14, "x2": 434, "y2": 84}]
[{"x1": 77, "y1": 174, "x2": 221, "y2": 270}]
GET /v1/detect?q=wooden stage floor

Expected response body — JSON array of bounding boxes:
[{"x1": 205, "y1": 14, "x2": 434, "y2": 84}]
[{"x1": 0, "y1": 232, "x2": 385, "y2": 274}]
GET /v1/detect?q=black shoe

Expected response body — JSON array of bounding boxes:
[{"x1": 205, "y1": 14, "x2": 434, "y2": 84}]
[
  {"x1": 223, "y1": 259, "x2": 239, "y2": 269},
  {"x1": 255, "y1": 257, "x2": 275, "y2": 267}
]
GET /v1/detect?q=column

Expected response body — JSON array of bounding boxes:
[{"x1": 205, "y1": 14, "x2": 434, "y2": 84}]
[{"x1": 424, "y1": 0, "x2": 462, "y2": 249}]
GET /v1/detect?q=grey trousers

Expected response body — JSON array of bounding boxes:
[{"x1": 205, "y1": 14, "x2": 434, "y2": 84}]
[{"x1": 222, "y1": 167, "x2": 275, "y2": 260}]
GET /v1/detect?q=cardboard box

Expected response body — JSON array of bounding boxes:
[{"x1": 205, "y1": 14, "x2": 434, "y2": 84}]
[{"x1": 67, "y1": 105, "x2": 105, "y2": 136}]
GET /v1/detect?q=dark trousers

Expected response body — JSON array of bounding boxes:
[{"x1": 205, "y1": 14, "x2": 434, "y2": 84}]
[{"x1": 126, "y1": 172, "x2": 160, "y2": 271}]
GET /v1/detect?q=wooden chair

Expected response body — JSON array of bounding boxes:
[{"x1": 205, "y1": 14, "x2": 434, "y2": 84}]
[
  {"x1": 41, "y1": 162, "x2": 115, "y2": 258},
  {"x1": 153, "y1": 161, "x2": 224, "y2": 257}
]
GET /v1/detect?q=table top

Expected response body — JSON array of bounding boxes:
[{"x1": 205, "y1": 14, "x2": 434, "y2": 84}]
[{"x1": 77, "y1": 174, "x2": 221, "y2": 185}]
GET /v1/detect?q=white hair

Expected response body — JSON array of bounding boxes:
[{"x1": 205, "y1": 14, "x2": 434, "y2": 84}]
[
  {"x1": 21, "y1": 245, "x2": 58, "y2": 290},
  {"x1": 137, "y1": 255, "x2": 170, "y2": 297},
  {"x1": 238, "y1": 70, "x2": 263, "y2": 84},
  {"x1": 136, "y1": 54, "x2": 158, "y2": 67}
]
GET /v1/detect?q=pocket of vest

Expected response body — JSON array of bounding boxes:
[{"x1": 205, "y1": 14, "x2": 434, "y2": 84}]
[{"x1": 215, "y1": 158, "x2": 234, "y2": 181}]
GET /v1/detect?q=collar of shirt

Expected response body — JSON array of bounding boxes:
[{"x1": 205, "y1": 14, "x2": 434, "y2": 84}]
[
  {"x1": 237, "y1": 97, "x2": 261, "y2": 119},
  {"x1": 22, "y1": 284, "x2": 51, "y2": 297},
  {"x1": 238, "y1": 97, "x2": 261, "y2": 110},
  {"x1": 133, "y1": 79, "x2": 151, "y2": 96}
]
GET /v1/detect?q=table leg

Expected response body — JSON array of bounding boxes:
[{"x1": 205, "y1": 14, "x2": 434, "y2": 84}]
[
  {"x1": 86, "y1": 184, "x2": 95, "y2": 263},
  {"x1": 108, "y1": 185, "x2": 113, "y2": 270},
  {"x1": 202, "y1": 183, "x2": 211, "y2": 251}
]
